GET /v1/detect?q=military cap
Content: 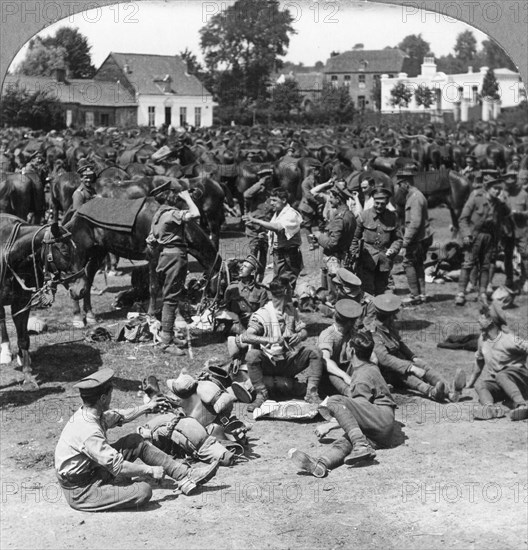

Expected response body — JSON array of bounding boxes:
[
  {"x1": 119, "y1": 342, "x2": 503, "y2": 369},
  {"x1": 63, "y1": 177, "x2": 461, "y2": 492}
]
[
  {"x1": 330, "y1": 182, "x2": 353, "y2": 200},
  {"x1": 503, "y1": 171, "x2": 518, "y2": 184},
  {"x1": 372, "y1": 182, "x2": 392, "y2": 198},
  {"x1": 481, "y1": 171, "x2": 502, "y2": 188},
  {"x1": 257, "y1": 168, "x2": 274, "y2": 177},
  {"x1": 373, "y1": 294, "x2": 402, "y2": 313},
  {"x1": 335, "y1": 299, "x2": 363, "y2": 320},
  {"x1": 74, "y1": 368, "x2": 114, "y2": 393},
  {"x1": 77, "y1": 164, "x2": 96, "y2": 176},
  {"x1": 511, "y1": 154, "x2": 520, "y2": 162},
  {"x1": 333, "y1": 268, "x2": 361, "y2": 289},
  {"x1": 242, "y1": 254, "x2": 263, "y2": 273}
]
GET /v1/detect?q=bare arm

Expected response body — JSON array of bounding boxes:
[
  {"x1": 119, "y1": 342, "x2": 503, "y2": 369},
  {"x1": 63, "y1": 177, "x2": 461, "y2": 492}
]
[
  {"x1": 466, "y1": 358, "x2": 485, "y2": 388},
  {"x1": 179, "y1": 190, "x2": 200, "y2": 220},
  {"x1": 321, "y1": 350, "x2": 352, "y2": 384}
]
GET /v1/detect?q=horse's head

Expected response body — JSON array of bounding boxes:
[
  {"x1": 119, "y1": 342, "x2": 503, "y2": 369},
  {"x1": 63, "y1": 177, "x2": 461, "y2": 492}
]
[{"x1": 42, "y1": 222, "x2": 89, "y2": 300}]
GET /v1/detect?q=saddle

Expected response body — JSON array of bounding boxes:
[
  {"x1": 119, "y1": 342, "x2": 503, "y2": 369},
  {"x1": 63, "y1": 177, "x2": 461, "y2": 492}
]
[{"x1": 76, "y1": 197, "x2": 146, "y2": 232}]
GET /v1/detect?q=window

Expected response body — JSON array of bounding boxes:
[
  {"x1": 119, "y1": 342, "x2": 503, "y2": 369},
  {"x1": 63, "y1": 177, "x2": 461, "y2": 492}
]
[
  {"x1": 180, "y1": 106, "x2": 187, "y2": 126},
  {"x1": 101, "y1": 113, "x2": 110, "y2": 126},
  {"x1": 331, "y1": 75, "x2": 338, "y2": 88},
  {"x1": 195, "y1": 107, "x2": 202, "y2": 127},
  {"x1": 358, "y1": 96, "x2": 366, "y2": 109},
  {"x1": 472, "y1": 86, "x2": 479, "y2": 103},
  {"x1": 344, "y1": 75, "x2": 351, "y2": 87},
  {"x1": 359, "y1": 74, "x2": 366, "y2": 88},
  {"x1": 165, "y1": 107, "x2": 172, "y2": 126},
  {"x1": 359, "y1": 60, "x2": 368, "y2": 71},
  {"x1": 148, "y1": 106, "x2": 155, "y2": 126}
]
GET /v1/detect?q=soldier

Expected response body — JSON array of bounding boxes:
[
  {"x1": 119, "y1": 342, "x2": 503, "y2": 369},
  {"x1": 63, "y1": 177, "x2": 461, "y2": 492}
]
[
  {"x1": 455, "y1": 172, "x2": 511, "y2": 306},
  {"x1": 223, "y1": 254, "x2": 269, "y2": 333},
  {"x1": 312, "y1": 182, "x2": 356, "y2": 299},
  {"x1": 238, "y1": 277, "x2": 324, "y2": 411},
  {"x1": 394, "y1": 166, "x2": 433, "y2": 305},
  {"x1": 243, "y1": 188, "x2": 303, "y2": 289},
  {"x1": 460, "y1": 153, "x2": 479, "y2": 189},
  {"x1": 500, "y1": 171, "x2": 528, "y2": 292},
  {"x1": 331, "y1": 268, "x2": 376, "y2": 330},
  {"x1": 350, "y1": 183, "x2": 402, "y2": 296},
  {"x1": 506, "y1": 154, "x2": 521, "y2": 174},
  {"x1": 146, "y1": 188, "x2": 201, "y2": 354},
  {"x1": 289, "y1": 331, "x2": 396, "y2": 477},
  {"x1": 72, "y1": 164, "x2": 98, "y2": 210},
  {"x1": 371, "y1": 294, "x2": 465, "y2": 403},
  {"x1": 242, "y1": 169, "x2": 274, "y2": 280},
  {"x1": 318, "y1": 299, "x2": 363, "y2": 396},
  {"x1": 55, "y1": 368, "x2": 219, "y2": 511}
]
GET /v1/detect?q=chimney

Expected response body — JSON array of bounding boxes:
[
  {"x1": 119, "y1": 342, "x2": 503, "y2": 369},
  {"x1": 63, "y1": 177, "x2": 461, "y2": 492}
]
[
  {"x1": 467, "y1": 66, "x2": 473, "y2": 73},
  {"x1": 53, "y1": 67, "x2": 66, "y2": 83},
  {"x1": 162, "y1": 74, "x2": 172, "y2": 93},
  {"x1": 420, "y1": 56, "x2": 437, "y2": 77}
]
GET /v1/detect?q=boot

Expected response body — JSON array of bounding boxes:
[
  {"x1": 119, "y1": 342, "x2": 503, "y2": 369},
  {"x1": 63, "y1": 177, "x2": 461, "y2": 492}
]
[
  {"x1": 449, "y1": 369, "x2": 466, "y2": 403},
  {"x1": 304, "y1": 386, "x2": 322, "y2": 406},
  {"x1": 454, "y1": 292, "x2": 466, "y2": 306},
  {"x1": 247, "y1": 387, "x2": 269, "y2": 413},
  {"x1": 176, "y1": 459, "x2": 220, "y2": 496},
  {"x1": 428, "y1": 381, "x2": 447, "y2": 402},
  {"x1": 288, "y1": 448, "x2": 327, "y2": 478},
  {"x1": 343, "y1": 441, "x2": 376, "y2": 466},
  {"x1": 473, "y1": 404, "x2": 506, "y2": 421},
  {"x1": 510, "y1": 403, "x2": 528, "y2": 421}
]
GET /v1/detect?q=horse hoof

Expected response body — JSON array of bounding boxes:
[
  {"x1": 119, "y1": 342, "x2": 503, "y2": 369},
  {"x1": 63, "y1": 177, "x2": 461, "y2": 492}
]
[
  {"x1": 0, "y1": 344, "x2": 12, "y2": 364},
  {"x1": 73, "y1": 316, "x2": 86, "y2": 328},
  {"x1": 85, "y1": 313, "x2": 98, "y2": 325},
  {"x1": 22, "y1": 375, "x2": 40, "y2": 391}
]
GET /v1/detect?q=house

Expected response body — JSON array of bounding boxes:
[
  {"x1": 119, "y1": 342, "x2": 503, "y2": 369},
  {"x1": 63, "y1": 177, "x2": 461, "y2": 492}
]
[
  {"x1": 2, "y1": 53, "x2": 215, "y2": 128},
  {"x1": 94, "y1": 53, "x2": 215, "y2": 128},
  {"x1": 2, "y1": 68, "x2": 137, "y2": 128},
  {"x1": 380, "y1": 57, "x2": 526, "y2": 120},
  {"x1": 275, "y1": 71, "x2": 324, "y2": 111},
  {"x1": 323, "y1": 48, "x2": 410, "y2": 110}
]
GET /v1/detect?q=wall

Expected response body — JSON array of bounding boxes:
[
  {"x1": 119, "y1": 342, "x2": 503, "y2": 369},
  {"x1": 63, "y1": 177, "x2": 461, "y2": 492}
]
[{"x1": 137, "y1": 94, "x2": 214, "y2": 127}]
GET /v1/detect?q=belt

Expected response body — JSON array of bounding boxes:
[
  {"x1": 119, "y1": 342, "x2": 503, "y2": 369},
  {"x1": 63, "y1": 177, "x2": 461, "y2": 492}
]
[{"x1": 273, "y1": 246, "x2": 300, "y2": 253}]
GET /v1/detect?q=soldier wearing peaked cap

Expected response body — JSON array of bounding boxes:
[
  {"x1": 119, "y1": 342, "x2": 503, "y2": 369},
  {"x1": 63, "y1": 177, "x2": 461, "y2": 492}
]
[
  {"x1": 223, "y1": 254, "x2": 269, "y2": 333},
  {"x1": 72, "y1": 164, "x2": 98, "y2": 211},
  {"x1": 55, "y1": 368, "x2": 219, "y2": 511},
  {"x1": 350, "y1": 182, "x2": 402, "y2": 296},
  {"x1": 394, "y1": 164, "x2": 433, "y2": 305},
  {"x1": 371, "y1": 295, "x2": 463, "y2": 403},
  {"x1": 312, "y1": 181, "x2": 356, "y2": 300},
  {"x1": 455, "y1": 171, "x2": 511, "y2": 305},
  {"x1": 461, "y1": 153, "x2": 479, "y2": 188},
  {"x1": 330, "y1": 268, "x2": 376, "y2": 331},
  {"x1": 318, "y1": 299, "x2": 363, "y2": 396}
]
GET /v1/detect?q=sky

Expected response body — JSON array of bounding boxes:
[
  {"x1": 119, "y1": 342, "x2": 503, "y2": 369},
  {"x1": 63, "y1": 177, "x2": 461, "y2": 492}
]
[{"x1": 8, "y1": 0, "x2": 494, "y2": 72}]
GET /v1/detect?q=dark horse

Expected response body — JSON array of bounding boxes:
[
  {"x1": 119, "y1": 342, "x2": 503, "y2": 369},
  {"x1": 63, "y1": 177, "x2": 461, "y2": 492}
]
[
  {"x1": 0, "y1": 215, "x2": 89, "y2": 387},
  {"x1": 64, "y1": 198, "x2": 222, "y2": 326},
  {"x1": 0, "y1": 173, "x2": 47, "y2": 224}
]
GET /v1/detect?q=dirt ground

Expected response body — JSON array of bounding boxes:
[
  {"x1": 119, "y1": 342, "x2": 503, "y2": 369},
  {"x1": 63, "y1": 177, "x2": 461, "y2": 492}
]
[{"x1": 1, "y1": 207, "x2": 527, "y2": 550}]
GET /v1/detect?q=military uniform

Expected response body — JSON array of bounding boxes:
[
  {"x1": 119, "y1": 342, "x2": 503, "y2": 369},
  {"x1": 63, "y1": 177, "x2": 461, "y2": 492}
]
[
  {"x1": 456, "y1": 178, "x2": 511, "y2": 303},
  {"x1": 223, "y1": 279, "x2": 268, "y2": 329},
  {"x1": 147, "y1": 205, "x2": 189, "y2": 347},
  {"x1": 371, "y1": 295, "x2": 449, "y2": 401},
  {"x1": 332, "y1": 268, "x2": 376, "y2": 330},
  {"x1": 55, "y1": 368, "x2": 209, "y2": 511},
  {"x1": 72, "y1": 164, "x2": 97, "y2": 210},
  {"x1": 350, "y1": 207, "x2": 402, "y2": 296},
  {"x1": 298, "y1": 172, "x2": 324, "y2": 238},
  {"x1": 401, "y1": 185, "x2": 432, "y2": 301}
]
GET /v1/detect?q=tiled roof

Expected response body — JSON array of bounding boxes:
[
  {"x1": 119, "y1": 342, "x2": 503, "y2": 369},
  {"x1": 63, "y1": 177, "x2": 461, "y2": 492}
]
[
  {"x1": 325, "y1": 49, "x2": 408, "y2": 73},
  {"x1": 292, "y1": 72, "x2": 324, "y2": 91},
  {"x1": 107, "y1": 53, "x2": 211, "y2": 96},
  {"x1": 2, "y1": 75, "x2": 136, "y2": 106}
]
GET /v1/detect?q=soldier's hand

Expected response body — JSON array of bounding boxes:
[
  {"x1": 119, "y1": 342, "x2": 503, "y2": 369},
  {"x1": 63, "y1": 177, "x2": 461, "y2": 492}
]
[
  {"x1": 287, "y1": 333, "x2": 302, "y2": 347},
  {"x1": 409, "y1": 365, "x2": 426, "y2": 379},
  {"x1": 463, "y1": 236, "x2": 473, "y2": 247},
  {"x1": 150, "y1": 466, "x2": 165, "y2": 480},
  {"x1": 413, "y1": 357, "x2": 426, "y2": 368},
  {"x1": 147, "y1": 395, "x2": 171, "y2": 413}
]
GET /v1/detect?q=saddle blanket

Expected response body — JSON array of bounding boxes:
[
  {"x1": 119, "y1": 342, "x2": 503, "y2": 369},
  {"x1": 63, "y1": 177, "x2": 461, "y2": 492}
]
[{"x1": 77, "y1": 197, "x2": 146, "y2": 232}]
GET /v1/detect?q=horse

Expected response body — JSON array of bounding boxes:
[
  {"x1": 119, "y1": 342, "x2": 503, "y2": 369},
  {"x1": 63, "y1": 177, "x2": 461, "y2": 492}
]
[
  {"x1": 0, "y1": 215, "x2": 89, "y2": 387},
  {"x1": 0, "y1": 172, "x2": 47, "y2": 224},
  {"x1": 64, "y1": 197, "x2": 222, "y2": 327}
]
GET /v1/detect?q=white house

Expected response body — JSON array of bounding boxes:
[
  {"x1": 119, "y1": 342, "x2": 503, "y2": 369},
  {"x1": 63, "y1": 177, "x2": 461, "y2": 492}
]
[
  {"x1": 95, "y1": 52, "x2": 215, "y2": 127},
  {"x1": 381, "y1": 57, "x2": 526, "y2": 120}
]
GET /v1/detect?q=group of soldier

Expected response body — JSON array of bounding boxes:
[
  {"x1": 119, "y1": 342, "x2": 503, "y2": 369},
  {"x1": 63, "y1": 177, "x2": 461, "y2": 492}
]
[{"x1": 53, "y1": 144, "x2": 528, "y2": 512}]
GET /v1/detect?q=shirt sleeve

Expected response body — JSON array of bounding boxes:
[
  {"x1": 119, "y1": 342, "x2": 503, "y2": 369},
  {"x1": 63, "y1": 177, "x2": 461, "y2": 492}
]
[
  {"x1": 102, "y1": 410, "x2": 124, "y2": 429},
  {"x1": 277, "y1": 208, "x2": 302, "y2": 240},
  {"x1": 475, "y1": 335, "x2": 484, "y2": 361},
  {"x1": 82, "y1": 433, "x2": 124, "y2": 476},
  {"x1": 402, "y1": 194, "x2": 423, "y2": 247},
  {"x1": 373, "y1": 332, "x2": 413, "y2": 376},
  {"x1": 170, "y1": 209, "x2": 185, "y2": 224}
]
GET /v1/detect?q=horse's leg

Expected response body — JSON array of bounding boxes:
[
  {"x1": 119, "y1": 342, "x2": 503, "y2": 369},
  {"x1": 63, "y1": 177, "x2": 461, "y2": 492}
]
[
  {"x1": 84, "y1": 254, "x2": 105, "y2": 324},
  {"x1": 0, "y1": 306, "x2": 13, "y2": 364},
  {"x1": 11, "y1": 297, "x2": 38, "y2": 388}
]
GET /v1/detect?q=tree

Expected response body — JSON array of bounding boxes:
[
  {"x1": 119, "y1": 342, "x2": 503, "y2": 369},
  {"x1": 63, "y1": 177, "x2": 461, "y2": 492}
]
[
  {"x1": 481, "y1": 68, "x2": 500, "y2": 100},
  {"x1": 200, "y1": 0, "x2": 295, "y2": 103},
  {"x1": 481, "y1": 39, "x2": 516, "y2": 71},
  {"x1": 414, "y1": 84, "x2": 435, "y2": 109},
  {"x1": 0, "y1": 83, "x2": 64, "y2": 129},
  {"x1": 315, "y1": 82, "x2": 354, "y2": 123},
  {"x1": 16, "y1": 27, "x2": 95, "y2": 78},
  {"x1": 454, "y1": 30, "x2": 477, "y2": 66},
  {"x1": 270, "y1": 79, "x2": 302, "y2": 121},
  {"x1": 17, "y1": 37, "x2": 67, "y2": 76},
  {"x1": 389, "y1": 82, "x2": 413, "y2": 115},
  {"x1": 398, "y1": 34, "x2": 431, "y2": 77}
]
